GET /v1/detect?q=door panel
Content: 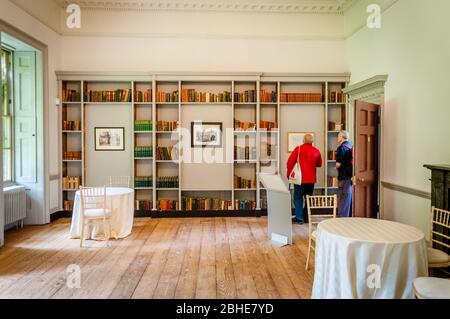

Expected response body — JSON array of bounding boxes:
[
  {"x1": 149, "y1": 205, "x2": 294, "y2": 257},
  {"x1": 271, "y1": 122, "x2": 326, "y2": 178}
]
[{"x1": 354, "y1": 100, "x2": 379, "y2": 218}]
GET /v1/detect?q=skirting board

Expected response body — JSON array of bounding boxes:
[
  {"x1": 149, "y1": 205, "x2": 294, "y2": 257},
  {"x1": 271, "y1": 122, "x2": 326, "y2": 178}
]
[{"x1": 50, "y1": 209, "x2": 268, "y2": 222}]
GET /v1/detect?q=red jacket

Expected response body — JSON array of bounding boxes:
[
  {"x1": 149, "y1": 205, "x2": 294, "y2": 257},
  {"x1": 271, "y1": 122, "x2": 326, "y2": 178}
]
[{"x1": 286, "y1": 143, "x2": 322, "y2": 184}]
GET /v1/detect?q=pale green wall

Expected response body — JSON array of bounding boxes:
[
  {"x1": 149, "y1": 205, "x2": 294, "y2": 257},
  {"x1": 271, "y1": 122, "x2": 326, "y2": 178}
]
[{"x1": 345, "y1": 0, "x2": 450, "y2": 233}]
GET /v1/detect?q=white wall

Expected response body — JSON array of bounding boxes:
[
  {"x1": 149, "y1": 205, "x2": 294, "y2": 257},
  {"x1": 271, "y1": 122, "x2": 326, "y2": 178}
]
[{"x1": 345, "y1": 0, "x2": 450, "y2": 234}]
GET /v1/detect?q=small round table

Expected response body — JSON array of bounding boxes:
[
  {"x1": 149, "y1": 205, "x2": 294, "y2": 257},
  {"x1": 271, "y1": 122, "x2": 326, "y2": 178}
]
[
  {"x1": 69, "y1": 187, "x2": 135, "y2": 240},
  {"x1": 311, "y1": 218, "x2": 428, "y2": 299}
]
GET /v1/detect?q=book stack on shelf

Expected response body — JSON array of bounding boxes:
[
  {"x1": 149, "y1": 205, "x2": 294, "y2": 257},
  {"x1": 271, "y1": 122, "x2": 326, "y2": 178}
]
[
  {"x1": 234, "y1": 199, "x2": 257, "y2": 211},
  {"x1": 156, "y1": 146, "x2": 177, "y2": 160},
  {"x1": 280, "y1": 92, "x2": 323, "y2": 103},
  {"x1": 62, "y1": 89, "x2": 81, "y2": 102},
  {"x1": 62, "y1": 176, "x2": 81, "y2": 190},
  {"x1": 63, "y1": 151, "x2": 82, "y2": 160},
  {"x1": 234, "y1": 146, "x2": 257, "y2": 161},
  {"x1": 259, "y1": 120, "x2": 278, "y2": 131},
  {"x1": 328, "y1": 91, "x2": 345, "y2": 103},
  {"x1": 85, "y1": 89, "x2": 131, "y2": 102},
  {"x1": 63, "y1": 200, "x2": 74, "y2": 211},
  {"x1": 328, "y1": 150, "x2": 336, "y2": 160},
  {"x1": 328, "y1": 121, "x2": 345, "y2": 131},
  {"x1": 134, "y1": 176, "x2": 152, "y2": 188},
  {"x1": 135, "y1": 89, "x2": 152, "y2": 102},
  {"x1": 135, "y1": 200, "x2": 153, "y2": 211},
  {"x1": 134, "y1": 120, "x2": 152, "y2": 131},
  {"x1": 261, "y1": 143, "x2": 277, "y2": 160},
  {"x1": 62, "y1": 120, "x2": 81, "y2": 131},
  {"x1": 134, "y1": 146, "x2": 152, "y2": 158},
  {"x1": 327, "y1": 176, "x2": 339, "y2": 188},
  {"x1": 260, "y1": 90, "x2": 277, "y2": 103},
  {"x1": 156, "y1": 176, "x2": 179, "y2": 188},
  {"x1": 157, "y1": 90, "x2": 179, "y2": 102},
  {"x1": 234, "y1": 119, "x2": 256, "y2": 131},
  {"x1": 234, "y1": 175, "x2": 256, "y2": 189},
  {"x1": 234, "y1": 90, "x2": 256, "y2": 103},
  {"x1": 181, "y1": 89, "x2": 231, "y2": 103},
  {"x1": 182, "y1": 197, "x2": 233, "y2": 211},
  {"x1": 156, "y1": 120, "x2": 178, "y2": 132},
  {"x1": 158, "y1": 199, "x2": 179, "y2": 211}
]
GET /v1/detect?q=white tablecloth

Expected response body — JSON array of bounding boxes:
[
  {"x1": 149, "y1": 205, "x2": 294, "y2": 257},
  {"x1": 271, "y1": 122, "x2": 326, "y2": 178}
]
[
  {"x1": 311, "y1": 218, "x2": 428, "y2": 299},
  {"x1": 70, "y1": 187, "x2": 134, "y2": 240}
]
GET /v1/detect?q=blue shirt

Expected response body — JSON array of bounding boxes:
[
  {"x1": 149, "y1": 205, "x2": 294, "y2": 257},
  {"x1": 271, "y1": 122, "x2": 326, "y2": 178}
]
[{"x1": 336, "y1": 141, "x2": 353, "y2": 180}]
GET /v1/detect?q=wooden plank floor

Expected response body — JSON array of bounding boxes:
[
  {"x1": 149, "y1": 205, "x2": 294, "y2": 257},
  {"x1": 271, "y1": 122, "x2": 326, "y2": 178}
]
[{"x1": 0, "y1": 217, "x2": 314, "y2": 299}]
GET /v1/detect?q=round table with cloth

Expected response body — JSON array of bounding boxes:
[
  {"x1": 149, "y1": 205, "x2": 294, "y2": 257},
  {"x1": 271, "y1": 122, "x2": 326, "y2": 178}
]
[
  {"x1": 69, "y1": 187, "x2": 134, "y2": 240},
  {"x1": 311, "y1": 218, "x2": 428, "y2": 299}
]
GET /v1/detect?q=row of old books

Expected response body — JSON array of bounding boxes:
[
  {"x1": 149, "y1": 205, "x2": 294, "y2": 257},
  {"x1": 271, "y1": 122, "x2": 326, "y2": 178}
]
[
  {"x1": 234, "y1": 119, "x2": 256, "y2": 131},
  {"x1": 135, "y1": 200, "x2": 153, "y2": 211},
  {"x1": 63, "y1": 89, "x2": 81, "y2": 102},
  {"x1": 235, "y1": 200, "x2": 257, "y2": 211},
  {"x1": 156, "y1": 120, "x2": 178, "y2": 131},
  {"x1": 156, "y1": 146, "x2": 177, "y2": 160},
  {"x1": 156, "y1": 176, "x2": 179, "y2": 188},
  {"x1": 327, "y1": 176, "x2": 339, "y2": 187},
  {"x1": 234, "y1": 175, "x2": 257, "y2": 189},
  {"x1": 134, "y1": 146, "x2": 152, "y2": 158},
  {"x1": 280, "y1": 92, "x2": 323, "y2": 103},
  {"x1": 234, "y1": 90, "x2": 256, "y2": 103},
  {"x1": 135, "y1": 89, "x2": 152, "y2": 102},
  {"x1": 62, "y1": 176, "x2": 81, "y2": 190},
  {"x1": 181, "y1": 89, "x2": 232, "y2": 103},
  {"x1": 134, "y1": 120, "x2": 152, "y2": 131},
  {"x1": 328, "y1": 121, "x2": 345, "y2": 131},
  {"x1": 62, "y1": 120, "x2": 81, "y2": 131},
  {"x1": 328, "y1": 91, "x2": 345, "y2": 103},
  {"x1": 63, "y1": 200, "x2": 74, "y2": 211},
  {"x1": 182, "y1": 197, "x2": 233, "y2": 211},
  {"x1": 158, "y1": 199, "x2": 179, "y2": 211},
  {"x1": 259, "y1": 120, "x2": 278, "y2": 131},
  {"x1": 85, "y1": 89, "x2": 132, "y2": 103},
  {"x1": 63, "y1": 151, "x2": 82, "y2": 160},
  {"x1": 157, "y1": 90, "x2": 179, "y2": 103},
  {"x1": 134, "y1": 176, "x2": 152, "y2": 188},
  {"x1": 234, "y1": 146, "x2": 257, "y2": 161},
  {"x1": 260, "y1": 90, "x2": 277, "y2": 103}
]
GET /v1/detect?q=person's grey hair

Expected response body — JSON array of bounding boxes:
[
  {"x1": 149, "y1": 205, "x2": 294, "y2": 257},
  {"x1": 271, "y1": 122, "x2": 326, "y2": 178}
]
[
  {"x1": 339, "y1": 130, "x2": 350, "y2": 140},
  {"x1": 303, "y1": 134, "x2": 314, "y2": 144}
]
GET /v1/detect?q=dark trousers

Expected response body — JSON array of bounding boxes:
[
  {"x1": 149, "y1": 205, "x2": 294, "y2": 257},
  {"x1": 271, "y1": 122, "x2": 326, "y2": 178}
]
[
  {"x1": 293, "y1": 183, "x2": 315, "y2": 222},
  {"x1": 338, "y1": 179, "x2": 353, "y2": 217}
]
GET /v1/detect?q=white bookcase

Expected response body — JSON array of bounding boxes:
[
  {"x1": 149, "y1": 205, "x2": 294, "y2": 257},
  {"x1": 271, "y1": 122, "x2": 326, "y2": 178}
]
[{"x1": 57, "y1": 72, "x2": 349, "y2": 215}]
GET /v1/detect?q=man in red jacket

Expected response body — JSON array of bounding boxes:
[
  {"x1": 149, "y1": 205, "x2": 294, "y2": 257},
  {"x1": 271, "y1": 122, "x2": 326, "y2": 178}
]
[{"x1": 287, "y1": 134, "x2": 322, "y2": 224}]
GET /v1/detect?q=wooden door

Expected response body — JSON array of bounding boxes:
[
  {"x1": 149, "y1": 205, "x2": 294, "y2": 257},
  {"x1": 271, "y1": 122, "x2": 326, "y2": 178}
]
[{"x1": 354, "y1": 100, "x2": 379, "y2": 218}]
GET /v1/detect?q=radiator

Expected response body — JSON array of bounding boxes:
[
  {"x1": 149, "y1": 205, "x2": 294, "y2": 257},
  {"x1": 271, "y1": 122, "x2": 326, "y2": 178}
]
[{"x1": 4, "y1": 185, "x2": 27, "y2": 227}]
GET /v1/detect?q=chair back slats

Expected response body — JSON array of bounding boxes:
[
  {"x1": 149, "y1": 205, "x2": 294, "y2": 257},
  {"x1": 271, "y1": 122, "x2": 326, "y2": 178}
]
[
  {"x1": 80, "y1": 186, "x2": 106, "y2": 213},
  {"x1": 306, "y1": 195, "x2": 337, "y2": 239},
  {"x1": 430, "y1": 206, "x2": 450, "y2": 251},
  {"x1": 108, "y1": 176, "x2": 131, "y2": 188}
]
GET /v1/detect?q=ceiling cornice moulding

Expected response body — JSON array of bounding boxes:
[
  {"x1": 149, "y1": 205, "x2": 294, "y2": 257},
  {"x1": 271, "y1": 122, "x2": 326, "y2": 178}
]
[{"x1": 54, "y1": 0, "x2": 353, "y2": 15}]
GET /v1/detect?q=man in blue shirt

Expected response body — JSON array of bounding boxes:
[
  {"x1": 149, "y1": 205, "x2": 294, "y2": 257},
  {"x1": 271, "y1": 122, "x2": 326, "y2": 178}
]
[{"x1": 335, "y1": 131, "x2": 353, "y2": 217}]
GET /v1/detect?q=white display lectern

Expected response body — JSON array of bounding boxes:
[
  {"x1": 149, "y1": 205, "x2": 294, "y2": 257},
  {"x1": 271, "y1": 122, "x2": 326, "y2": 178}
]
[{"x1": 259, "y1": 173, "x2": 293, "y2": 246}]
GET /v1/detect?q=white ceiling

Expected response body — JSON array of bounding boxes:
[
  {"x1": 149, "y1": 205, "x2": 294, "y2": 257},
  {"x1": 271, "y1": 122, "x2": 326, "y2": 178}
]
[{"x1": 53, "y1": 0, "x2": 357, "y2": 14}]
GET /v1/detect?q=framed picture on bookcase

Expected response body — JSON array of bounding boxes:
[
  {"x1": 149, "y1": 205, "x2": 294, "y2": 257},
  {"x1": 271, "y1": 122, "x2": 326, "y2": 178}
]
[
  {"x1": 94, "y1": 127, "x2": 125, "y2": 151},
  {"x1": 191, "y1": 122, "x2": 222, "y2": 148},
  {"x1": 287, "y1": 132, "x2": 315, "y2": 152}
]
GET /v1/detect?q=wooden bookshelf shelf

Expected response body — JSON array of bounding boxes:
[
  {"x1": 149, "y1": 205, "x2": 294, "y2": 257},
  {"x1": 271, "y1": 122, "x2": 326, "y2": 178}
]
[{"x1": 58, "y1": 75, "x2": 348, "y2": 213}]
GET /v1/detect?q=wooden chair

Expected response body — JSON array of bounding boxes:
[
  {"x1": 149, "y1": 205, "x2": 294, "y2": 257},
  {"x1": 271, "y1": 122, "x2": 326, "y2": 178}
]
[
  {"x1": 427, "y1": 207, "x2": 450, "y2": 270},
  {"x1": 413, "y1": 277, "x2": 450, "y2": 299},
  {"x1": 305, "y1": 195, "x2": 337, "y2": 270},
  {"x1": 79, "y1": 186, "x2": 111, "y2": 248},
  {"x1": 107, "y1": 176, "x2": 131, "y2": 188}
]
